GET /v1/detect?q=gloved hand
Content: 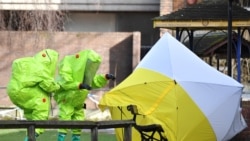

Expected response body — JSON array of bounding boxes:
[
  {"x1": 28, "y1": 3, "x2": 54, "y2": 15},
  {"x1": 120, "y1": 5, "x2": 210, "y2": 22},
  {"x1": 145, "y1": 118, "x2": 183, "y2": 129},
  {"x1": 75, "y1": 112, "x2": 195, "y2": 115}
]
[
  {"x1": 83, "y1": 103, "x2": 87, "y2": 109},
  {"x1": 79, "y1": 83, "x2": 92, "y2": 90},
  {"x1": 105, "y1": 74, "x2": 116, "y2": 80}
]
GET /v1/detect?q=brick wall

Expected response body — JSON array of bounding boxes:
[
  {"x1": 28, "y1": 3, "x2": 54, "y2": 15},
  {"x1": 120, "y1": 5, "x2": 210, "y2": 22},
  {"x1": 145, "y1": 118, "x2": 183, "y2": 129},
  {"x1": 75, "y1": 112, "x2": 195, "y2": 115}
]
[
  {"x1": 231, "y1": 100, "x2": 250, "y2": 140},
  {"x1": 0, "y1": 31, "x2": 141, "y2": 106},
  {"x1": 159, "y1": 0, "x2": 174, "y2": 36}
]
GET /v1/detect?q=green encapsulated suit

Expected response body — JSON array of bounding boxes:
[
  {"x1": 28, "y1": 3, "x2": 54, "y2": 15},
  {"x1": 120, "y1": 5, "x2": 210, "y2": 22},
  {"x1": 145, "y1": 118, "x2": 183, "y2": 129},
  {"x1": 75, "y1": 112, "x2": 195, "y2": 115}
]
[
  {"x1": 54, "y1": 49, "x2": 108, "y2": 136},
  {"x1": 7, "y1": 49, "x2": 60, "y2": 135}
]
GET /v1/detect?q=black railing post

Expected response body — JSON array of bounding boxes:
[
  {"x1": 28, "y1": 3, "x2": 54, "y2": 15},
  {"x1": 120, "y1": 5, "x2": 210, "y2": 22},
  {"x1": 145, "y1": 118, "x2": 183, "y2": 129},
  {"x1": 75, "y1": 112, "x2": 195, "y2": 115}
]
[
  {"x1": 27, "y1": 124, "x2": 36, "y2": 141},
  {"x1": 91, "y1": 126, "x2": 98, "y2": 141},
  {"x1": 123, "y1": 124, "x2": 133, "y2": 141}
]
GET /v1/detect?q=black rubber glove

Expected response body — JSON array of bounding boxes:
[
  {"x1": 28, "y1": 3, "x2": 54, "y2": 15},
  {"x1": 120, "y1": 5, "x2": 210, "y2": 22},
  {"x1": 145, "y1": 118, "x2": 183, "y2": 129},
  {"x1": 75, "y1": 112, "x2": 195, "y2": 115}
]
[
  {"x1": 83, "y1": 103, "x2": 87, "y2": 109},
  {"x1": 79, "y1": 83, "x2": 92, "y2": 90},
  {"x1": 105, "y1": 74, "x2": 116, "y2": 80}
]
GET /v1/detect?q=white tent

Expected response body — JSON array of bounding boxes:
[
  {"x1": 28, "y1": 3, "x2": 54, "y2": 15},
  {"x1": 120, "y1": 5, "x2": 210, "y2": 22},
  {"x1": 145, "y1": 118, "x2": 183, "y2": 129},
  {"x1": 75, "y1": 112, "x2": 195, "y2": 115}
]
[{"x1": 100, "y1": 32, "x2": 247, "y2": 141}]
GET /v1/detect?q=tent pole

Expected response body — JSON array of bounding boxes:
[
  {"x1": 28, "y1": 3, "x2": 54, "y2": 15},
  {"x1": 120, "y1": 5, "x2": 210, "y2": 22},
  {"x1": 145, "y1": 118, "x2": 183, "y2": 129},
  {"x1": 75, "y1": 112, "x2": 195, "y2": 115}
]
[
  {"x1": 176, "y1": 27, "x2": 180, "y2": 40},
  {"x1": 216, "y1": 55, "x2": 219, "y2": 70},
  {"x1": 227, "y1": 0, "x2": 232, "y2": 76},
  {"x1": 237, "y1": 28, "x2": 242, "y2": 82}
]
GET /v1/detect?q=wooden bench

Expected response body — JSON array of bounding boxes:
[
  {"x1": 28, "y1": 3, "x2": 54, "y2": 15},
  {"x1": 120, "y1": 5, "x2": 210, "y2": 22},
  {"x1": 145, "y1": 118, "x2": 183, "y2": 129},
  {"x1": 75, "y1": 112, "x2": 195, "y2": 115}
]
[{"x1": 127, "y1": 105, "x2": 168, "y2": 141}]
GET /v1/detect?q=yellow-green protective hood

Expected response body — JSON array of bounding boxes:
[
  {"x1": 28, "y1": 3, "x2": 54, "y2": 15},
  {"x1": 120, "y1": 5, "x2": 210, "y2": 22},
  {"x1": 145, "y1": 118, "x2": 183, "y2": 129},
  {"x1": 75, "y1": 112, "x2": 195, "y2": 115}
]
[
  {"x1": 56, "y1": 49, "x2": 102, "y2": 89},
  {"x1": 7, "y1": 49, "x2": 60, "y2": 110},
  {"x1": 34, "y1": 49, "x2": 59, "y2": 77},
  {"x1": 54, "y1": 49, "x2": 106, "y2": 107},
  {"x1": 7, "y1": 49, "x2": 59, "y2": 94}
]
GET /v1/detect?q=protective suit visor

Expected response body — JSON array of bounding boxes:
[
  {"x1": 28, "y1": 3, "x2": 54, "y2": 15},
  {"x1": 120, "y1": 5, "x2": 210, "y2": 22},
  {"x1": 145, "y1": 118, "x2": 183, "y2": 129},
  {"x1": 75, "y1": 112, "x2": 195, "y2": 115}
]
[{"x1": 83, "y1": 59, "x2": 100, "y2": 86}]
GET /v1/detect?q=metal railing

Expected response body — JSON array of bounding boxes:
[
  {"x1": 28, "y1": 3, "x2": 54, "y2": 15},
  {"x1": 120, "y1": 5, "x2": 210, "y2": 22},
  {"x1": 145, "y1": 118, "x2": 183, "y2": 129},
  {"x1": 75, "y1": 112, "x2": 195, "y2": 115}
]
[
  {"x1": 0, "y1": 86, "x2": 134, "y2": 140},
  {"x1": 0, "y1": 119, "x2": 135, "y2": 141}
]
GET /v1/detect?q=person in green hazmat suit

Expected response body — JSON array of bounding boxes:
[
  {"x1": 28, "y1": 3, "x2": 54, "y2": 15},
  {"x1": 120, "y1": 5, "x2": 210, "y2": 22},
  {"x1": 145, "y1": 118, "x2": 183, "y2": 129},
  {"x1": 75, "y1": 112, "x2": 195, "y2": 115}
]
[
  {"x1": 54, "y1": 49, "x2": 115, "y2": 141},
  {"x1": 7, "y1": 49, "x2": 60, "y2": 141}
]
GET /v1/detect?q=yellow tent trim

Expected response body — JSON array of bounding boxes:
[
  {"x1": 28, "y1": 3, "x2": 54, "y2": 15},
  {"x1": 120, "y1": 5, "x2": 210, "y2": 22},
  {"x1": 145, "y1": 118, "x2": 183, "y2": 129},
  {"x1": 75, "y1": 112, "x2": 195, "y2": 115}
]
[{"x1": 145, "y1": 80, "x2": 175, "y2": 115}]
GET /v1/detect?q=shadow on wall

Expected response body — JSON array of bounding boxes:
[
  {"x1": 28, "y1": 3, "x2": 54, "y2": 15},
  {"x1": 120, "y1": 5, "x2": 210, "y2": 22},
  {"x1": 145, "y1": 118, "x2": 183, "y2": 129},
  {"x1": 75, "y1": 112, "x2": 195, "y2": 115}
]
[{"x1": 109, "y1": 36, "x2": 133, "y2": 88}]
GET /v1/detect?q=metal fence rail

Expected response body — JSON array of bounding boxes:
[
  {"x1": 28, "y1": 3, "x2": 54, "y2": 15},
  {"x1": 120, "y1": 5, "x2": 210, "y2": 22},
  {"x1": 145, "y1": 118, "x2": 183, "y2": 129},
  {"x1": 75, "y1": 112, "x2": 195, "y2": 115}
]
[{"x1": 0, "y1": 120, "x2": 135, "y2": 141}]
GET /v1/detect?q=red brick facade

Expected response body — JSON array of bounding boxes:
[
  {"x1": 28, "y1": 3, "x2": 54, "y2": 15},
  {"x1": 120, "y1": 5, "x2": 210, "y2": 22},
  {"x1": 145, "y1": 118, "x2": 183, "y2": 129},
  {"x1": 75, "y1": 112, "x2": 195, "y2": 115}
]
[{"x1": 231, "y1": 101, "x2": 250, "y2": 140}]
